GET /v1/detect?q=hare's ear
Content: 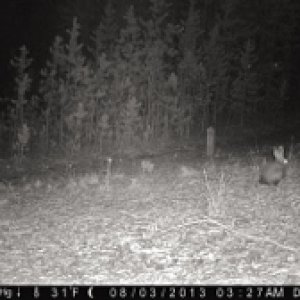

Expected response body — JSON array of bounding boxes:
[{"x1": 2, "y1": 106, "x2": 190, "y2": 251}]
[
  {"x1": 277, "y1": 145, "x2": 285, "y2": 154},
  {"x1": 273, "y1": 145, "x2": 284, "y2": 155},
  {"x1": 273, "y1": 145, "x2": 287, "y2": 163}
]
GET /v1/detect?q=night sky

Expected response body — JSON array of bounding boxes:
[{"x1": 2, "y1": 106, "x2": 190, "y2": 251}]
[
  {"x1": 0, "y1": 0, "x2": 60, "y2": 96},
  {"x1": 0, "y1": 0, "x2": 188, "y2": 98}
]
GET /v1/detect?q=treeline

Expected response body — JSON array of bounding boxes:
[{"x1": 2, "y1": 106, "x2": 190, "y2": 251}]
[{"x1": 2, "y1": 0, "x2": 299, "y2": 157}]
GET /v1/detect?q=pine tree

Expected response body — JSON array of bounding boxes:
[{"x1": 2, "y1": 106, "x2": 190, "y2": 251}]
[
  {"x1": 112, "y1": 5, "x2": 144, "y2": 152},
  {"x1": 39, "y1": 36, "x2": 65, "y2": 150},
  {"x1": 10, "y1": 45, "x2": 32, "y2": 127},
  {"x1": 56, "y1": 0, "x2": 103, "y2": 48},
  {"x1": 10, "y1": 45, "x2": 33, "y2": 157},
  {"x1": 178, "y1": 0, "x2": 205, "y2": 135},
  {"x1": 231, "y1": 39, "x2": 261, "y2": 128},
  {"x1": 204, "y1": 22, "x2": 229, "y2": 128},
  {"x1": 91, "y1": 0, "x2": 118, "y2": 60},
  {"x1": 141, "y1": 0, "x2": 176, "y2": 140},
  {"x1": 40, "y1": 18, "x2": 92, "y2": 153}
]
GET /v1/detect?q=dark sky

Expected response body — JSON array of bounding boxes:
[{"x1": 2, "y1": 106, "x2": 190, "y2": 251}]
[
  {"x1": 0, "y1": 0, "x2": 60, "y2": 96},
  {"x1": 0, "y1": 0, "x2": 160, "y2": 97}
]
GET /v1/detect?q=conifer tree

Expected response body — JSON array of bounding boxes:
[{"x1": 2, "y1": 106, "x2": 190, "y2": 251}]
[
  {"x1": 113, "y1": 5, "x2": 144, "y2": 152},
  {"x1": 91, "y1": 0, "x2": 118, "y2": 60},
  {"x1": 39, "y1": 36, "x2": 65, "y2": 150},
  {"x1": 204, "y1": 23, "x2": 228, "y2": 128},
  {"x1": 231, "y1": 39, "x2": 261, "y2": 128},
  {"x1": 141, "y1": 0, "x2": 175, "y2": 140},
  {"x1": 40, "y1": 18, "x2": 92, "y2": 153},
  {"x1": 178, "y1": 0, "x2": 205, "y2": 135},
  {"x1": 10, "y1": 45, "x2": 33, "y2": 157},
  {"x1": 56, "y1": 0, "x2": 103, "y2": 48},
  {"x1": 10, "y1": 45, "x2": 32, "y2": 127}
]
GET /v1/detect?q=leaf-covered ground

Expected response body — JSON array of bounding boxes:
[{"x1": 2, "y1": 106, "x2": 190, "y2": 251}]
[{"x1": 0, "y1": 149, "x2": 299, "y2": 284}]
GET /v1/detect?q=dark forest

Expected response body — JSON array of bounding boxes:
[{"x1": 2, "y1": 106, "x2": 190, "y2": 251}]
[{"x1": 1, "y1": 0, "x2": 300, "y2": 157}]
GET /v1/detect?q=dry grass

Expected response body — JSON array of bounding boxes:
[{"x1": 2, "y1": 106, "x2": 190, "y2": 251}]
[{"x1": 0, "y1": 151, "x2": 299, "y2": 284}]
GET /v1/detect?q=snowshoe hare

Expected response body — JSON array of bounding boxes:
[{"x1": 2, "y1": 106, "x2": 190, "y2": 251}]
[{"x1": 259, "y1": 146, "x2": 288, "y2": 185}]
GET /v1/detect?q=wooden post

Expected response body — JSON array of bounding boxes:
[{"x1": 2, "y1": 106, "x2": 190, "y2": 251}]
[{"x1": 206, "y1": 126, "x2": 215, "y2": 158}]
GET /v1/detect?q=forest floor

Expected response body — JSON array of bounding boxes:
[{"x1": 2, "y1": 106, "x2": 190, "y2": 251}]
[{"x1": 0, "y1": 146, "x2": 299, "y2": 284}]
